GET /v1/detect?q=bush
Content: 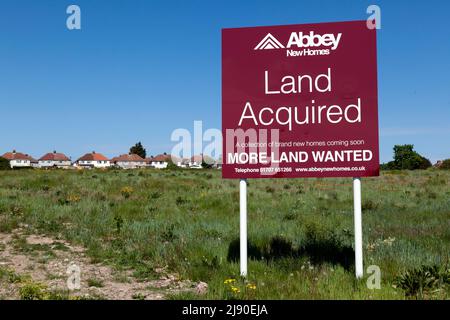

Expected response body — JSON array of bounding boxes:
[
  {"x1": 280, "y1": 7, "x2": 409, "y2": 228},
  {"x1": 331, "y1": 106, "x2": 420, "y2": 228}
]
[
  {"x1": 120, "y1": 186, "x2": 133, "y2": 198},
  {"x1": 19, "y1": 281, "x2": 47, "y2": 300},
  {"x1": 394, "y1": 265, "x2": 449, "y2": 298},
  {"x1": 380, "y1": 161, "x2": 395, "y2": 170},
  {"x1": 0, "y1": 157, "x2": 10, "y2": 170},
  {"x1": 201, "y1": 161, "x2": 213, "y2": 169},
  {"x1": 87, "y1": 278, "x2": 104, "y2": 288},
  {"x1": 166, "y1": 160, "x2": 180, "y2": 170},
  {"x1": 439, "y1": 159, "x2": 450, "y2": 170},
  {"x1": 381, "y1": 145, "x2": 431, "y2": 170}
]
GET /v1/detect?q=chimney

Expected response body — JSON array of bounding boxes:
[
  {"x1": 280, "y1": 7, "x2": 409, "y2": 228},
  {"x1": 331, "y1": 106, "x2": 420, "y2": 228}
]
[
  {"x1": 53, "y1": 150, "x2": 56, "y2": 154},
  {"x1": 92, "y1": 151, "x2": 96, "y2": 154},
  {"x1": 12, "y1": 149, "x2": 16, "y2": 154}
]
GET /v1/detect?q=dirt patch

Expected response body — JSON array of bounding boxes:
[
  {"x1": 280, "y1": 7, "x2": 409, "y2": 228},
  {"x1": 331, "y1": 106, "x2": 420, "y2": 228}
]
[
  {"x1": 0, "y1": 228, "x2": 204, "y2": 300},
  {"x1": 26, "y1": 235, "x2": 55, "y2": 245}
]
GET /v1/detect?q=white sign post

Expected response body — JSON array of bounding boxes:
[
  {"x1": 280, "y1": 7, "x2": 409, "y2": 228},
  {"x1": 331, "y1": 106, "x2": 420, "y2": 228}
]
[
  {"x1": 240, "y1": 179, "x2": 248, "y2": 277},
  {"x1": 353, "y1": 177, "x2": 363, "y2": 278},
  {"x1": 240, "y1": 178, "x2": 364, "y2": 279}
]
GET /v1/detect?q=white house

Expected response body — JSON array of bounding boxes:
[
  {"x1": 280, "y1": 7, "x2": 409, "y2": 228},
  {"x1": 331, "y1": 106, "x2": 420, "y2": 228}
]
[
  {"x1": 146, "y1": 153, "x2": 174, "y2": 169},
  {"x1": 75, "y1": 151, "x2": 110, "y2": 169},
  {"x1": 177, "y1": 158, "x2": 190, "y2": 168},
  {"x1": 188, "y1": 154, "x2": 215, "y2": 168},
  {"x1": 111, "y1": 153, "x2": 146, "y2": 169},
  {"x1": 1, "y1": 150, "x2": 36, "y2": 168},
  {"x1": 189, "y1": 155, "x2": 203, "y2": 168},
  {"x1": 170, "y1": 155, "x2": 184, "y2": 167},
  {"x1": 38, "y1": 151, "x2": 71, "y2": 168}
]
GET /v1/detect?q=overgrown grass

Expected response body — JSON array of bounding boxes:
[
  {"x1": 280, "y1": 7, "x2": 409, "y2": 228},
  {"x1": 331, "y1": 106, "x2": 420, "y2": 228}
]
[
  {"x1": 0, "y1": 266, "x2": 88, "y2": 300},
  {"x1": 0, "y1": 168, "x2": 449, "y2": 299},
  {"x1": 87, "y1": 278, "x2": 104, "y2": 288}
]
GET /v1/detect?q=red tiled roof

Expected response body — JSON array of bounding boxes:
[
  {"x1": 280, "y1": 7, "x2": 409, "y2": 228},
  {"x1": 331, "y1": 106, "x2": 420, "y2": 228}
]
[
  {"x1": 171, "y1": 155, "x2": 182, "y2": 163},
  {"x1": 148, "y1": 154, "x2": 171, "y2": 162},
  {"x1": 191, "y1": 155, "x2": 203, "y2": 162},
  {"x1": 76, "y1": 152, "x2": 109, "y2": 162},
  {"x1": 2, "y1": 152, "x2": 36, "y2": 161},
  {"x1": 191, "y1": 154, "x2": 215, "y2": 164},
  {"x1": 39, "y1": 152, "x2": 70, "y2": 161},
  {"x1": 111, "y1": 153, "x2": 145, "y2": 162}
]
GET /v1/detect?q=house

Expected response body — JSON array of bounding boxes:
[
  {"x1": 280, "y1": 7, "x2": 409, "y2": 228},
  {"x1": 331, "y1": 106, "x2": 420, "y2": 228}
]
[
  {"x1": 30, "y1": 158, "x2": 40, "y2": 168},
  {"x1": 177, "y1": 158, "x2": 190, "y2": 168},
  {"x1": 170, "y1": 155, "x2": 183, "y2": 167},
  {"x1": 189, "y1": 155, "x2": 203, "y2": 168},
  {"x1": 146, "y1": 153, "x2": 171, "y2": 169},
  {"x1": 38, "y1": 151, "x2": 71, "y2": 169},
  {"x1": 146, "y1": 153, "x2": 184, "y2": 169},
  {"x1": 1, "y1": 150, "x2": 36, "y2": 168},
  {"x1": 188, "y1": 154, "x2": 215, "y2": 168},
  {"x1": 111, "y1": 153, "x2": 146, "y2": 169},
  {"x1": 75, "y1": 151, "x2": 110, "y2": 169}
]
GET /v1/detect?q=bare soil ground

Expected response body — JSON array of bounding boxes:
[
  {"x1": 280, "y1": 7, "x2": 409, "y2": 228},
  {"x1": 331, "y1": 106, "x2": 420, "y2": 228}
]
[{"x1": 0, "y1": 226, "x2": 205, "y2": 300}]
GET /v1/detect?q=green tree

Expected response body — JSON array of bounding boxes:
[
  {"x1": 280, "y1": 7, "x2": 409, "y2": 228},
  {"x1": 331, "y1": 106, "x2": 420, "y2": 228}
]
[
  {"x1": 130, "y1": 142, "x2": 146, "y2": 159},
  {"x1": 380, "y1": 161, "x2": 394, "y2": 170},
  {"x1": 201, "y1": 160, "x2": 213, "y2": 169},
  {"x1": 0, "y1": 157, "x2": 10, "y2": 170},
  {"x1": 439, "y1": 159, "x2": 450, "y2": 170},
  {"x1": 166, "y1": 159, "x2": 180, "y2": 170},
  {"x1": 393, "y1": 144, "x2": 431, "y2": 170},
  {"x1": 381, "y1": 144, "x2": 431, "y2": 170}
]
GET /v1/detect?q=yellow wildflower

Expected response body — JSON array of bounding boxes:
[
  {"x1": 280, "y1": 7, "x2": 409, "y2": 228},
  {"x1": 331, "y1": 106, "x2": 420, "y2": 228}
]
[
  {"x1": 120, "y1": 186, "x2": 134, "y2": 198},
  {"x1": 224, "y1": 278, "x2": 236, "y2": 284},
  {"x1": 246, "y1": 283, "x2": 256, "y2": 290},
  {"x1": 67, "y1": 194, "x2": 81, "y2": 203}
]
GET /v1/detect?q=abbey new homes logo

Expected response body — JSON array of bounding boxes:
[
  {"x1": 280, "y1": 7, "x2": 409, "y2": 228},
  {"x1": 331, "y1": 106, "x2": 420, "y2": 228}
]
[{"x1": 254, "y1": 31, "x2": 342, "y2": 57}]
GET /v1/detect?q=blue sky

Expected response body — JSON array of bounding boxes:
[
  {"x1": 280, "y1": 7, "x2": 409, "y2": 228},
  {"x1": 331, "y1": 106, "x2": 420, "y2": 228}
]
[{"x1": 1, "y1": 0, "x2": 449, "y2": 162}]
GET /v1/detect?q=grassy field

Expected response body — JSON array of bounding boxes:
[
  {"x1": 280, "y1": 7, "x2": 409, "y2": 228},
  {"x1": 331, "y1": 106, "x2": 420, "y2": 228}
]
[{"x1": 0, "y1": 168, "x2": 449, "y2": 299}]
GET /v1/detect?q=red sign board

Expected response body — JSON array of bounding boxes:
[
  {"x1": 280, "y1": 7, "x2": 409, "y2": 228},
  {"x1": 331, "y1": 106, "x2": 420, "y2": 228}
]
[{"x1": 222, "y1": 20, "x2": 379, "y2": 179}]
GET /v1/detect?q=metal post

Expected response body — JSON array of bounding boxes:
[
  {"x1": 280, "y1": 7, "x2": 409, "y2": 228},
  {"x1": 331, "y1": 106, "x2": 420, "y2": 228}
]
[
  {"x1": 353, "y1": 177, "x2": 363, "y2": 278},
  {"x1": 240, "y1": 179, "x2": 247, "y2": 277}
]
